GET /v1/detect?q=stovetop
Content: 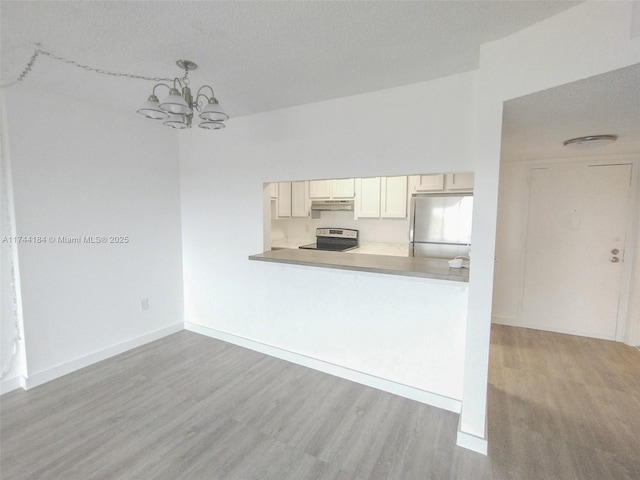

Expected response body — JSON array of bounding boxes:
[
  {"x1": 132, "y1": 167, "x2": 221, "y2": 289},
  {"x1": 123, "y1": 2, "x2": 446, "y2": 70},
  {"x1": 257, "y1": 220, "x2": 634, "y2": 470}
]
[
  {"x1": 298, "y1": 242, "x2": 359, "y2": 252},
  {"x1": 299, "y1": 228, "x2": 359, "y2": 252}
]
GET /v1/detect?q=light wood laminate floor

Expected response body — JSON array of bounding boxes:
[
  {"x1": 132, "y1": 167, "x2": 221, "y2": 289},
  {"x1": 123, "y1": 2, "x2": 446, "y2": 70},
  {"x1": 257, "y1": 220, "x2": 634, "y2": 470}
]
[
  {"x1": 488, "y1": 325, "x2": 640, "y2": 479},
  {"x1": 1, "y1": 326, "x2": 639, "y2": 479}
]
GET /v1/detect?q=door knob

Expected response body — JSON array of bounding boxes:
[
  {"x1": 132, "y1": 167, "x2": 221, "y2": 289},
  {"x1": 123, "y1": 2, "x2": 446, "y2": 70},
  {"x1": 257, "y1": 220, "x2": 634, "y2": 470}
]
[
  {"x1": 611, "y1": 256, "x2": 620, "y2": 263},
  {"x1": 611, "y1": 248, "x2": 619, "y2": 255}
]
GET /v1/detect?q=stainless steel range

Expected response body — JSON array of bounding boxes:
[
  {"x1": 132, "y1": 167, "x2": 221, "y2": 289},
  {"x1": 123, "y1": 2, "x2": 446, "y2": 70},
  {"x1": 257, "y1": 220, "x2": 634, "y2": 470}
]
[{"x1": 299, "y1": 228, "x2": 359, "y2": 252}]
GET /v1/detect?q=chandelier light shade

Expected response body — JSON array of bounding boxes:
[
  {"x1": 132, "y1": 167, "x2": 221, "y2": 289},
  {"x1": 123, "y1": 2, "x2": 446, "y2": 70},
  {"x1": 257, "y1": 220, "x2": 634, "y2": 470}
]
[
  {"x1": 199, "y1": 120, "x2": 226, "y2": 130},
  {"x1": 159, "y1": 88, "x2": 191, "y2": 114},
  {"x1": 137, "y1": 94, "x2": 168, "y2": 120},
  {"x1": 136, "y1": 59, "x2": 227, "y2": 130},
  {"x1": 199, "y1": 98, "x2": 229, "y2": 122}
]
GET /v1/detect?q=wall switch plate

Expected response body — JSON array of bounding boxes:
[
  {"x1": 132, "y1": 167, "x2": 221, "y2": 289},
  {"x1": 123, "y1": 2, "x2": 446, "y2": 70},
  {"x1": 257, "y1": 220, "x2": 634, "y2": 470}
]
[{"x1": 140, "y1": 298, "x2": 149, "y2": 312}]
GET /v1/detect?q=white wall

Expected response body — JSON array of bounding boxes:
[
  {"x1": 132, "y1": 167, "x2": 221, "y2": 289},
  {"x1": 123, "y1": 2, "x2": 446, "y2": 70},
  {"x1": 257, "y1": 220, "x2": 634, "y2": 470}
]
[
  {"x1": 457, "y1": 2, "x2": 640, "y2": 444},
  {"x1": 0, "y1": 188, "x2": 17, "y2": 376},
  {"x1": 1, "y1": 110, "x2": 25, "y2": 390},
  {"x1": 272, "y1": 212, "x2": 409, "y2": 246},
  {"x1": 491, "y1": 161, "x2": 531, "y2": 325},
  {"x1": 180, "y1": 71, "x2": 477, "y2": 405},
  {"x1": 1, "y1": 0, "x2": 636, "y2": 455},
  {"x1": 181, "y1": 1, "x2": 640, "y2": 454},
  {"x1": 2, "y1": 85, "x2": 185, "y2": 386},
  {"x1": 489, "y1": 1, "x2": 640, "y2": 344}
]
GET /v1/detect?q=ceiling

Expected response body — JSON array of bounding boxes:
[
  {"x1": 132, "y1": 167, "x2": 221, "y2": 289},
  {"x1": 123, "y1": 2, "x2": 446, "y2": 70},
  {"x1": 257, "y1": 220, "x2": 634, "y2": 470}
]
[
  {"x1": 2, "y1": 0, "x2": 579, "y2": 119},
  {"x1": 501, "y1": 63, "x2": 640, "y2": 162},
  {"x1": 3, "y1": 1, "x2": 637, "y2": 163}
]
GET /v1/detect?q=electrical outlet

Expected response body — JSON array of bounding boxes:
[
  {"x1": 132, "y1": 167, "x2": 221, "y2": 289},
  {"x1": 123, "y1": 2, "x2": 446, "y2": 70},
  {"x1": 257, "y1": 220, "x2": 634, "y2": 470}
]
[{"x1": 140, "y1": 298, "x2": 149, "y2": 312}]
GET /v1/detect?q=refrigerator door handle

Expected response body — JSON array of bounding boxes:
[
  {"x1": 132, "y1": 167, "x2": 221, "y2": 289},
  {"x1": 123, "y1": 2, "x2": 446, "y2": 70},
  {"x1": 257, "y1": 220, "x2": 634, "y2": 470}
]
[
  {"x1": 408, "y1": 196, "x2": 416, "y2": 243},
  {"x1": 408, "y1": 196, "x2": 417, "y2": 256}
]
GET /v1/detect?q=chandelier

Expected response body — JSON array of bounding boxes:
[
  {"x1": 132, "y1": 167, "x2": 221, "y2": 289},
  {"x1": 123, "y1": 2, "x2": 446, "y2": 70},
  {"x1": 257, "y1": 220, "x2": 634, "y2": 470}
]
[{"x1": 136, "y1": 60, "x2": 228, "y2": 130}]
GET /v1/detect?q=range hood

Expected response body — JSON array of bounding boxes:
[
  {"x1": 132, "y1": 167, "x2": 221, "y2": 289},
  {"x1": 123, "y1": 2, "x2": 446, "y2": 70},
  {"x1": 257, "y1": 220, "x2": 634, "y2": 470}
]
[{"x1": 310, "y1": 200, "x2": 355, "y2": 211}]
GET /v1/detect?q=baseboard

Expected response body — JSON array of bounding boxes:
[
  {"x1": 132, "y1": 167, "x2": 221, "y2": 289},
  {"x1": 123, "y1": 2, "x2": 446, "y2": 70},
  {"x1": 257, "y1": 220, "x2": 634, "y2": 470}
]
[
  {"x1": 493, "y1": 318, "x2": 618, "y2": 342},
  {"x1": 491, "y1": 315, "x2": 518, "y2": 326},
  {"x1": 456, "y1": 428, "x2": 488, "y2": 455},
  {"x1": 184, "y1": 322, "x2": 462, "y2": 414},
  {"x1": 456, "y1": 416, "x2": 488, "y2": 455},
  {"x1": 0, "y1": 375, "x2": 27, "y2": 395},
  {"x1": 521, "y1": 323, "x2": 615, "y2": 341},
  {"x1": 24, "y1": 323, "x2": 184, "y2": 390}
]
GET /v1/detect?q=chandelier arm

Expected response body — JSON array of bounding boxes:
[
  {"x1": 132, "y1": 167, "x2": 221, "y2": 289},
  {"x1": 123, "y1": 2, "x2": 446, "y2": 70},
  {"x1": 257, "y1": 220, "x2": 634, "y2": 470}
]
[
  {"x1": 195, "y1": 85, "x2": 215, "y2": 100},
  {"x1": 194, "y1": 93, "x2": 212, "y2": 111},
  {"x1": 151, "y1": 83, "x2": 172, "y2": 97}
]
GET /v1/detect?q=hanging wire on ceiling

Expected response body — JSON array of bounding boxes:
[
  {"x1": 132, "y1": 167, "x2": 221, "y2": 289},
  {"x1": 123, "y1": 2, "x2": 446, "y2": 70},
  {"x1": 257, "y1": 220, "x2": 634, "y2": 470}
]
[
  {"x1": 0, "y1": 43, "x2": 174, "y2": 88},
  {"x1": 2, "y1": 44, "x2": 229, "y2": 130}
]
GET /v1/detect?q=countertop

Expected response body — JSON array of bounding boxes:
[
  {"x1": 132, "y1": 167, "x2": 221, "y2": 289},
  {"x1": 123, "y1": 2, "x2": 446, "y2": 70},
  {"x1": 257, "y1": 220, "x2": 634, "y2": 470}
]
[
  {"x1": 249, "y1": 248, "x2": 469, "y2": 282},
  {"x1": 350, "y1": 243, "x2": 408, "y2": 256},
  {"x1": 271, "y1": 240, "x2": 409, "y2": 257}
]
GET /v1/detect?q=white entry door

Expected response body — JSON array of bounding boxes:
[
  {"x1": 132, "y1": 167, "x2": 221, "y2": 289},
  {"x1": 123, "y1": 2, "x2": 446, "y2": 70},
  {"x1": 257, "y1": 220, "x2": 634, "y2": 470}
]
[{"x1": 521, "y1": 163, "x2": 633, "y2": 340}]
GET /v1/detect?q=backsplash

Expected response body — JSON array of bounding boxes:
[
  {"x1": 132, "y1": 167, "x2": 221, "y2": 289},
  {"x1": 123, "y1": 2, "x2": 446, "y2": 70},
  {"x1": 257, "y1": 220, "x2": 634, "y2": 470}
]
[{"x1": 272, "y1": 210, "x2": 409, "y2": 245}]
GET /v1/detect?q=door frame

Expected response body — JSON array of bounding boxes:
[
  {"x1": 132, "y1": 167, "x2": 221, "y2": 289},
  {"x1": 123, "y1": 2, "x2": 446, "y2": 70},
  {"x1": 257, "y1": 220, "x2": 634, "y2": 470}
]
[{"x1": 516, "y1": 156, "x2": 640, "y2": 344}]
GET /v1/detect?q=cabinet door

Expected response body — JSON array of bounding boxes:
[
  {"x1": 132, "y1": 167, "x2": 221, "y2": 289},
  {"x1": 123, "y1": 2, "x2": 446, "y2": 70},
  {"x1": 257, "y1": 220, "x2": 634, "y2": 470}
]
[
  {"x1": 447, "y1": 172, "x2": 474, "y2": 191},
  {"x1": 309, "y1": 180, "x2": 331, "y2": 198},
  {"x1": 291, "y1": 181, "x2": 309, "y2": 217},
  {"x1": 414, "y1": 174, "x2": 445, "y2": 192},
  {"x1": 355, "y1": 177, "x2": 381, "y2": 218},
  {"x1": 332, "y1": 178, "x2": 355, "y2": 198},
  {"x1": 381, "y1": 176, "x2": 407, "y2": 218},
  {"x1": 269, "y1": 182, "x2": 278, "y2": 198},
  {"x1": 277, "y1": 182, "x2": 291, "y2": 217}
]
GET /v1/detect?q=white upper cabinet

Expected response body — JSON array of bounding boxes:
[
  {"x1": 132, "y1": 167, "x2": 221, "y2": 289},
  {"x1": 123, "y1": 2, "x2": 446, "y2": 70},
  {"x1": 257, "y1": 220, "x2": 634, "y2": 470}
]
[
  {"x1": 414, "y1": 174, "x2": 445, "y2": 192},
  {"x1": 380, "y1": 176, "x2": 408, "y2": 218},
  {"x1": 309, "y1": 180, "x2": 332, "y2": 198},
  {"x1": 291, "y1": 181, "x2": 309, "y2": 217},
  {"x1": 355, "y1": 177, "x2": 381, "y2": 218},
  {"x1": 309, "y1": 178, "x2": 355, "y2": 199},
  {"x1": 412, "y1": 173, "x2": 474, "y2": 192},
  {"x1": 276, "y1": 182, "x2": 292, "y2": 218},
  {"x1": 331, "y1": 178, "x2": 355, "y2": 198},
  {"x1": 269, "y1": 182, "x2": 278, "y2": 198},
  {"x1": 356, "y1": 176, "x2": 408, "y2": 219},
  {"x1": 447, "y1": 172, "x2": 474, "y2": 190}
]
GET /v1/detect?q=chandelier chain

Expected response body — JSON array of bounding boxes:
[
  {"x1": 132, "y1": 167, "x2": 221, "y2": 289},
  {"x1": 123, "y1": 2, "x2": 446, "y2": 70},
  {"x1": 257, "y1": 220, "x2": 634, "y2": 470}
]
[{"x1": 1, "y1": 44, "x2": 175, "y2": 88}]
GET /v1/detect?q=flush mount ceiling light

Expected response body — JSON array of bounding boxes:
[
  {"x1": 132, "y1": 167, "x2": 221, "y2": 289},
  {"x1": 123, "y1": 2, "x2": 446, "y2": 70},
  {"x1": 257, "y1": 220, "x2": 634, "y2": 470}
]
[
  {"x1": 137, "y1": 60, "x2": 228, "y2": 130},
  {"x1": 563, "y1": 134, "x2": 617, "y2": 148}
]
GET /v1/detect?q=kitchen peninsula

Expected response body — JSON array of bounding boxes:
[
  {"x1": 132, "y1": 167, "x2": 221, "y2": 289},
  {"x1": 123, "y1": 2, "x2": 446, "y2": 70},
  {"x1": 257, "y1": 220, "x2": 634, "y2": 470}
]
[
  {"x1": 260, "y1": 173, "x2": 474, "y2": 282},
  {"x1": 249, "y1": 248, "x2": 469, "y2": 282}
]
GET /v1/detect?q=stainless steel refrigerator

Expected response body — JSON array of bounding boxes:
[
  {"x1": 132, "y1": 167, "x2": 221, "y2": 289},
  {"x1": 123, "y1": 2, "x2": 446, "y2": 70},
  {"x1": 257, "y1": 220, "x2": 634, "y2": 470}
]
[{"x1": 409, "y1": 193, "x2": 473, "y2": 259}]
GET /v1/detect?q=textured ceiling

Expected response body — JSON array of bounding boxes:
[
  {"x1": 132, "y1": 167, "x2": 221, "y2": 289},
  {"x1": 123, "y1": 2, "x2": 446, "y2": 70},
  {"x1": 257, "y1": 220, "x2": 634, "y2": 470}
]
[
  {"x1": 1, "y1": 0, "x2": 580, "y2": 118},
  {"x1": 501, "y1": 63, "x2": 640, "y2": 163},
  {"x1": 6, "y1": 1, "x2": 632, "y2": 164}
]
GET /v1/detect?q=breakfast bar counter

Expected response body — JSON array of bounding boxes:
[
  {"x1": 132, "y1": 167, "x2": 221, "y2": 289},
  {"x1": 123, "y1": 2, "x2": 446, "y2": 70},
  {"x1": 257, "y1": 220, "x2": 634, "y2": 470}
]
[{"x1": 249, "y1": 248, "x2": 469, "y2": 282}]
